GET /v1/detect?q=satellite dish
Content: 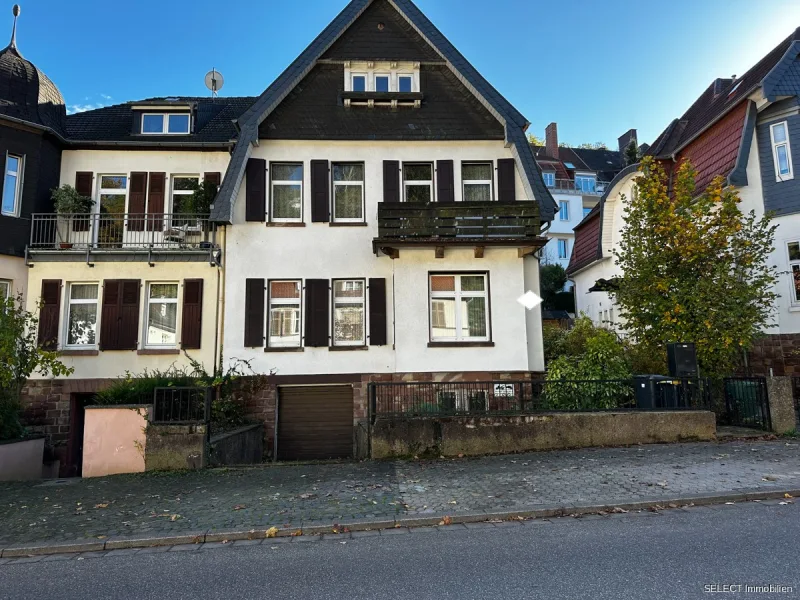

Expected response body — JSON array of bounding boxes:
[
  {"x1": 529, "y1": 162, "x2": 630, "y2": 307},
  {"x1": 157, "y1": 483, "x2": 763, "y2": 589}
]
[{"x1": 205, "y1": 69, "x2": 224, "y2": 97}]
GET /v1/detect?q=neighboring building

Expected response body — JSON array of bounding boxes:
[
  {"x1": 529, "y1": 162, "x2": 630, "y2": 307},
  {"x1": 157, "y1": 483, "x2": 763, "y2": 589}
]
[
  {"x1": 569, "y1": 27, "x2": 800, "y2": 373},
  {"x1": 12, "y1": 0, "x2": 556, "y2": 469},
  {"x1": 532, "y1": 122, "x2": 630, "y2": 279},
  {"x1": 0, "y1": 5, "x2": 64, "y2": 302}
]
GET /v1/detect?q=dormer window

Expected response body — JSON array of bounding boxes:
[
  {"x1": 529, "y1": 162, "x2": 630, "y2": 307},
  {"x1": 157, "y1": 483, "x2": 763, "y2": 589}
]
[
  {"x1": 375, "y1": 74, "x2": 390, "y2": 92},
  {"x1": 352, "y1": 75, "x2": 366, "y2": 92},
  {"x1": 398, "y1": 75, "x2": 413, "y2": 93},
  {"x1": 141, "y1": 113, "x2": 191, "y2": 135},
  {"x1": 343, "y1": 62, "x2": 421, "y2": 105}
]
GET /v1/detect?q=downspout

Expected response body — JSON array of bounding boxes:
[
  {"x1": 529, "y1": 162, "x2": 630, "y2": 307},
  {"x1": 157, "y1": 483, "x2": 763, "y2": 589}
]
[{"x1": 214, "y1": 224, "x2": 227, "y2": 376}]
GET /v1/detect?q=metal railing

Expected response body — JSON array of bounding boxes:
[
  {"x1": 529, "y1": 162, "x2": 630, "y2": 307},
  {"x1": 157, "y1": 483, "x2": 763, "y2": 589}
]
[
  {"x1": 721, "y1": 377, "x2": 771, "y2": 431},
  {"x1": 29, "y1": 213, "x2": 216, "y2": 252},
  {"x1": 376, "y1": 201, "x2": 540, "y2": 241},
  {"x1": 370, "y1": 378, "x2": 712, "y2": 418},
  {"x1": 548, "y1": 179, "x2": 610, "y2": 195},
  {"x1": 151, "y1": 386, "x2": 212, "y2": 425}
]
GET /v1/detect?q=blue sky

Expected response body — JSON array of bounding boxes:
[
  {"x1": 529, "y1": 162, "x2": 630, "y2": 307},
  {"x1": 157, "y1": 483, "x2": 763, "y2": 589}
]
[{"x1": 6, "y1": 0, "x2": 800, "y2": 146}]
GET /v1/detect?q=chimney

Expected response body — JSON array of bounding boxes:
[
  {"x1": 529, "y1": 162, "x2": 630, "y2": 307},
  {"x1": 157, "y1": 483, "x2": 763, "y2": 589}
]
[
  {"x1": 617, "y1": 129, "x2": 638, "y2": 154},
  {"x1": 545, "y1": 122, "x2": 559, "y2": 160}
]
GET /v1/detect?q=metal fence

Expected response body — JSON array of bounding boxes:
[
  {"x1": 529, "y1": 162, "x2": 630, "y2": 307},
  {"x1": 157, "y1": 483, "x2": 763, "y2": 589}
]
[
  {"x1": 151, "y1": 387, "x2": 212, "y2": 425},
  {"x1": 29, "y1": 213, "x2": 216, "y2": 252},
  {"x1": 370, "y1": 378, "x2": 712, "y2": 419},
  {"x1": 720, "y1": 377, "x2": 771, "y2": 431}
]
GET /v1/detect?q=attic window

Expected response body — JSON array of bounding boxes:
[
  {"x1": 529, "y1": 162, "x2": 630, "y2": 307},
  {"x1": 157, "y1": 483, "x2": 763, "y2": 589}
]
[
  {"x1": 727, "y1": 81, "x2": 742, "y2": 98},
  {"x1": 141, "y1": 113, "x2": 191, "y2": 135},
  {"x1": 564, "y1": 162, "x2": 576, "y2": 169}
]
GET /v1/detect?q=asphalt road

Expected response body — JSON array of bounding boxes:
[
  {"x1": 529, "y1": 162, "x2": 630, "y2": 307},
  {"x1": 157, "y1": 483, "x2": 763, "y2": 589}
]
[{"x1": 2, "y1": 500, "x2": 797, "y2": 600}]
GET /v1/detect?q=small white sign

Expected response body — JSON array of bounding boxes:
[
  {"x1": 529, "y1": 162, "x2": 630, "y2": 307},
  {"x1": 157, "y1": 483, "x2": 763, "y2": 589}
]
[
  {"x1": 494, "y1": 383, "x2": 515, "y2": 397},
  {"x1": 517, "y1": 290, "x2": 543, "y2": 310}
]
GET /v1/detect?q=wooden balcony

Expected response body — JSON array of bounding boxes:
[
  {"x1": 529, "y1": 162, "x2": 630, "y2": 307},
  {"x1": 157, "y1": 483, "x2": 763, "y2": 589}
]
[{"x1": 373, "y1": 201, "x2": 546, "y2": 259}]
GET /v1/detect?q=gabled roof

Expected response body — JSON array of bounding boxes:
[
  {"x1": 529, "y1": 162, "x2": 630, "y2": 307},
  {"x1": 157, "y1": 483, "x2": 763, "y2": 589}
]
[
  {"x1": 210, "y1": 0, "x2": 555, "y2": 223},
  {"x1": 650, "y1": 26, "x2": 800, "y2": 159},
  {"x1": 65, "y1": 96, "x2": 257, "y2": 145}
]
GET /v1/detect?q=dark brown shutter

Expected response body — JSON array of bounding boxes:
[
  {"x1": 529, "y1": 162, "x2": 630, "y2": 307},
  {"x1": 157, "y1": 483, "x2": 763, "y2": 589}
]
[
  {"x1": 181, "y1": 279, "x2": 204, "y2": 350},
  {"x1": 37, "y1": 279, "x2": 61, "y2": 350},
  {"x1": 436, "y1": 160, "x2": 454, "y2": 203},
  {"x1": 497, "y1": 158, "x2": 516, "y2": 202},
  {"x1": 383, "y1": 160, "x2": 400, "y2": 203},
  {"x1": 245, "y1": 158, "x2": 266, "y2": 222},
  {"x1": 100, "y1": 280, "x2": 140, "y2": 351},
  {"x1": 204, "y1": 172, "x2": 221, "y2": 191},
  {"x1": 131, "y1": 111, "x2": 142, "y2": 134},
  {"x1": 244, "y1": 278, "x2": 265, "y2": 347},
  {"x1": 73, "y1": 172, "x2": 93, "y2": 232},
  {"x1": 310, "y1": 160, "x2": 329, "y2": 223},
  {"x1": 368, "y1": 278, "x2": 387, "y2": 346},
  {"x1": 304, "y1": 279, "x2": 329, "y2": 348},
  {"x1": 128, "y1": 172, "x2": 148, "y2": 232},
  {"x1": 146, "y1": 173, "x2": 165, "y2": 230}
]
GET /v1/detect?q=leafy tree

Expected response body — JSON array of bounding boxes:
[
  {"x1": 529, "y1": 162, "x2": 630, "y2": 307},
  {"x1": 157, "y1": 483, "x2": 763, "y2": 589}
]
[
  {"x1": 575, "y1": 142, "x2": 608, "y2": 150},
  {"x1": 624, "y1": 139, "x2": 640, "y2": 166},
  {"x1": 540, "y1": 263, "x2": 567, "y2": 309},
  {"x1": 0, "y1": 294, "x2": 73, "y2": 440},
  {"x1": 185, "y1": 180, "x2": 218, "y2": 216},
  {"x1": 527, "y1": 133, "x2": 544, "y2": 146},
  {"x1": 611, "y1": 157, "x2": 778, "y2": 377}
]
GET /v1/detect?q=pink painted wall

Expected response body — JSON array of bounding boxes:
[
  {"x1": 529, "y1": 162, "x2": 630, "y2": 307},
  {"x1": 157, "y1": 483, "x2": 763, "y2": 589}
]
[{"x1": 82, "y1": 406, "x2": 150, "y2": 478}]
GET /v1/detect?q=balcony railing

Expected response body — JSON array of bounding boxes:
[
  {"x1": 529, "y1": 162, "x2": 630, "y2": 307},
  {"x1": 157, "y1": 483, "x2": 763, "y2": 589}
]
[
  {"x1": 548, "y1": 179, "x2": 610, "y2": 195},
  {"x1": 29, "y1": 213, "x2": 216, "y2": 253},
  {"x1": 375, "y1": 201, "x2": 540, "y2": 242}
]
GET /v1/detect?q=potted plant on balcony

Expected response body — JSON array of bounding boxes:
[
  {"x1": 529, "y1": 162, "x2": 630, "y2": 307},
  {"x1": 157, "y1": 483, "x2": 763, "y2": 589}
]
[
  {"x1": 51, "y1": 185, "x2": 94, "y2": 248},
  {"x1": 0, "y1": 294, "x2": 73, "y2": 481}
]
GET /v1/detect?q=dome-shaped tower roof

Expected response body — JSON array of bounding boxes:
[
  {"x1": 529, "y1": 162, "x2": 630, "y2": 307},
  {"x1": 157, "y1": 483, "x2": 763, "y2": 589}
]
[{"x1": 0, "y1": 5, "x2": 66, "y2": 133}]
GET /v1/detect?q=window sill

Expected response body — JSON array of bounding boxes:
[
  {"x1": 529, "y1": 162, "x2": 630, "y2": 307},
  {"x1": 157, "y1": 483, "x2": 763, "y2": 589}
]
[
  {"x1": 265, "y1": 346, "x2": 304, "y2": 353},
  {"x1": 427, "y1": 341, "x2": 494, "y2": 348},
  {"x1": 138, "y1": 349, "x2": 180, "y2": 355},
  {"x1": 266, "y1": 222, "x2": 306, "y2": 227},
  {"x1": 59, "y1": 349, "x2": 99, "y2": 356},
  {"x1": 328, "y1": 345, "x2": 369, "y2": 351},
  {"x1": 329, "y1": 222, "x2": 368, "y2": 227}
]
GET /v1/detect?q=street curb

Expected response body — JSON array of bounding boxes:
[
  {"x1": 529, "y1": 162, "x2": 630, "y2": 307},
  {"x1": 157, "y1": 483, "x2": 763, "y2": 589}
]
[{"x1": 2, "y1": 487, "x2": 798, "y2": 558}]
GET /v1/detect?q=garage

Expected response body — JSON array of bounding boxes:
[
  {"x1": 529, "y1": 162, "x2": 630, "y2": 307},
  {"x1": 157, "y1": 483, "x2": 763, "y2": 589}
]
[{"x1": 277, "y1": 385, "x2": 354, "y2": 461}]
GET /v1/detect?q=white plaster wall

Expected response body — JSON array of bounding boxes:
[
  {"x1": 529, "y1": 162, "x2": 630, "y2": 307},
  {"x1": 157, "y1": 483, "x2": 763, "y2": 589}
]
[
  {"x1": 26, "y1": 261, "x2": 221, "y2": 379},
  {"x1": 59, "y1": 150, "x2": 232, "y2": 209},
  {"x1": 0, "y1": 254, "x2": 29, "y2": 302},
  {"x1": 224, "y1": 140, "x2": 538, "y2": 375}
]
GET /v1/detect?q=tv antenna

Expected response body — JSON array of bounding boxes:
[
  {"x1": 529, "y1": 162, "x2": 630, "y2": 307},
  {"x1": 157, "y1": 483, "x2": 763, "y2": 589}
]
[{"x1": 205, "y1": 68, "x2": 224, "y2": 98}]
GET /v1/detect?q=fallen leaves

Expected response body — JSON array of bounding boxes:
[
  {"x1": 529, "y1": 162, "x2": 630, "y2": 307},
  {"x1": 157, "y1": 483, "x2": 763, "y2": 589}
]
[
  {"x1": 439, "y1": 516, "x2": 452, "y2": 526},
  {"x1": 233, "y1": 504, "x2": 246, "y2": 511},
  {"x1": 266, "y1": 527, "x2": 279, "y2": 538},
  {"x1": 290, "y1": 529, "x2": 303, "y2": 537},
  {"x1": 94, "y1": 503, "x2": 109, "y2": 509}
]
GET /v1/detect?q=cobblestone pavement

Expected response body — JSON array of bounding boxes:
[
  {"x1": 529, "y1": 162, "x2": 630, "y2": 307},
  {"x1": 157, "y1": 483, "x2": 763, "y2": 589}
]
[{"x1": 1, "y1": 440, "x2": 799, "y2": 548}]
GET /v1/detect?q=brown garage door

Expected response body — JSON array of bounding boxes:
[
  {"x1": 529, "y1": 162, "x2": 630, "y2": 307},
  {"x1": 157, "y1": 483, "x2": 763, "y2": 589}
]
[{"x1": 277, "y1": 385, "x2": 354, "y2": 461}]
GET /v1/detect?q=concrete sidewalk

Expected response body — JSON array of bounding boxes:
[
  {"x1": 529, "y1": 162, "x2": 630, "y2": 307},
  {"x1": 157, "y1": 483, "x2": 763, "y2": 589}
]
[{"x1": 1, "y1": 439, "x2": 799, "y2": 555}]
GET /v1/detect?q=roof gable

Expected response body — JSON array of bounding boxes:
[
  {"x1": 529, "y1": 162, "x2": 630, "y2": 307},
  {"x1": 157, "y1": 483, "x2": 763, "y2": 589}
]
[
  {"x1": 321, "y1": 0, "x2": 440, "y2": 62},
  {"x1": 762, "y1": 41, "x2": 800, "y2": 101},
  {"x1": 210, "y1": 0, "x2": 555, "y2": 223}
]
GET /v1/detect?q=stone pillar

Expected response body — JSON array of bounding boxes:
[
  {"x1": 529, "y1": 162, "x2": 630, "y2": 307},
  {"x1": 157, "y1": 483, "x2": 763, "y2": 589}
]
[{"x1": 766, "y1": 376, "x2": 797, "y2": 434}]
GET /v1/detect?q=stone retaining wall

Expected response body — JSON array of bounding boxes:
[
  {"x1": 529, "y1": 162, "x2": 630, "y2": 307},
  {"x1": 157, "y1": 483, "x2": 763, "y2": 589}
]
[{"x1": 371, "y1": 411, "x2": 717, "y2": 459}]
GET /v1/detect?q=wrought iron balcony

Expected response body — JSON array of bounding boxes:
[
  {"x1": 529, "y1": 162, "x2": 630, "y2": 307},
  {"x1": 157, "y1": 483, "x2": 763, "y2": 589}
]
[
  {"x1": 28, "y1": 213, "x2": 218, "y2": 262},
  {"x1": 373, "y1": 201, "x2": 545, "y2": 257}
]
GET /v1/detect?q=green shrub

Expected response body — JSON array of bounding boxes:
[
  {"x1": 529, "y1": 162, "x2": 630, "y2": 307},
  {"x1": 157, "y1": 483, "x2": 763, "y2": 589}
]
[{"x1": 94, "y1": 366, "x2": 199, "y2": 405}]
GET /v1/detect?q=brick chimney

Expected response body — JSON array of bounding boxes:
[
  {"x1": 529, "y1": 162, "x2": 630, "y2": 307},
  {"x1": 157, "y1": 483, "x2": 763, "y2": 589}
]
[
  {"x1": 617, "y1": 129, "x2": 638, "y2": 154},
  {"x1": 545, "y1": 122, "x2": 559, "y2": 160}
]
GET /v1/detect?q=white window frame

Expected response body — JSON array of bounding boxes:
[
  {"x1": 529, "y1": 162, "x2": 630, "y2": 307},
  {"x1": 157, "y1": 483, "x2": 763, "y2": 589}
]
[
  {"x1": 397, "y1": 74, "x2": 414, "y2": 93},
  {"x1": 267, "y1": 280, "x2": 302, "y2": 348},
  {"x1": 461, "y1": 162, "x2": 493, "y2": 202},
  {"x1": 770, "y1": 121, "x2": 794, "y2": 182},
  {"x1": 270, "y1": 162, "x2": 304, "y2": 223},
  {"x1": 559, "y1": 200, "x2": 569, "y2": 221},
  {"x1": 557, "y1": 239, "x2": 568, "y2": 259},
  {"x1": 787, "y1": 241, "x2": 800, "y2": 307},
  {"x1": 332, "y1": 163, "x2": 365, "y2": 223},
  {"x1": 374, "y1": 73, "x2": 391, "y2": 93},
  {"x1": 542, "y1": 171, "x2": 555, "y2": 187},
  {"x1": 332, "y1": 278, "x2": 366, "y2": 347},
  {"x1": 0, "y1": 279, "x2": 11, "y2": 301},
  {"x1": 403, "y1": 162, "x2": 434, "y2": 203},
  {"x1": 574, "y1": 174, "x2": 597, "y2": 193},
  {"x1": 429, "y1": 273, "x2": 490, "y2": 343},
  {"x1": 140, "y1": 113, "x2": 191, "y2": 135},
  {"x1": 2, "y1": 153, "x2": 23, "y2": 217},
  {"x1": 144, "y1": 282, "x2": 180, "y2": 349},
  {"x1": 171, "y1": 175, "x2": 201, "y2": 229},
  {"x1": 351, "y1": 73, "x2": 367, "y2": 92},
  {"x1": 64, "y1": 282, "x2": 99, "y2": 349}
]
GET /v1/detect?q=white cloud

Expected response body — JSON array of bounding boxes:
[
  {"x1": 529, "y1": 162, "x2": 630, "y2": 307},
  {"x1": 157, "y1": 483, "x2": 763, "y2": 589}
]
[
  {"x1": 67, "y1": 103, "x2": 106, "y2": 114},
  {"x1": 100, "y1": 94, "x2": 112, "y2": 100}
]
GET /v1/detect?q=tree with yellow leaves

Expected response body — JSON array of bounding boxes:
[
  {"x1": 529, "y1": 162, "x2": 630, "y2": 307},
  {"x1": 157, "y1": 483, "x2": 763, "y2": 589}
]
[{"x1": 611, "y1": 157, "x2": 778, "y2": 377}]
